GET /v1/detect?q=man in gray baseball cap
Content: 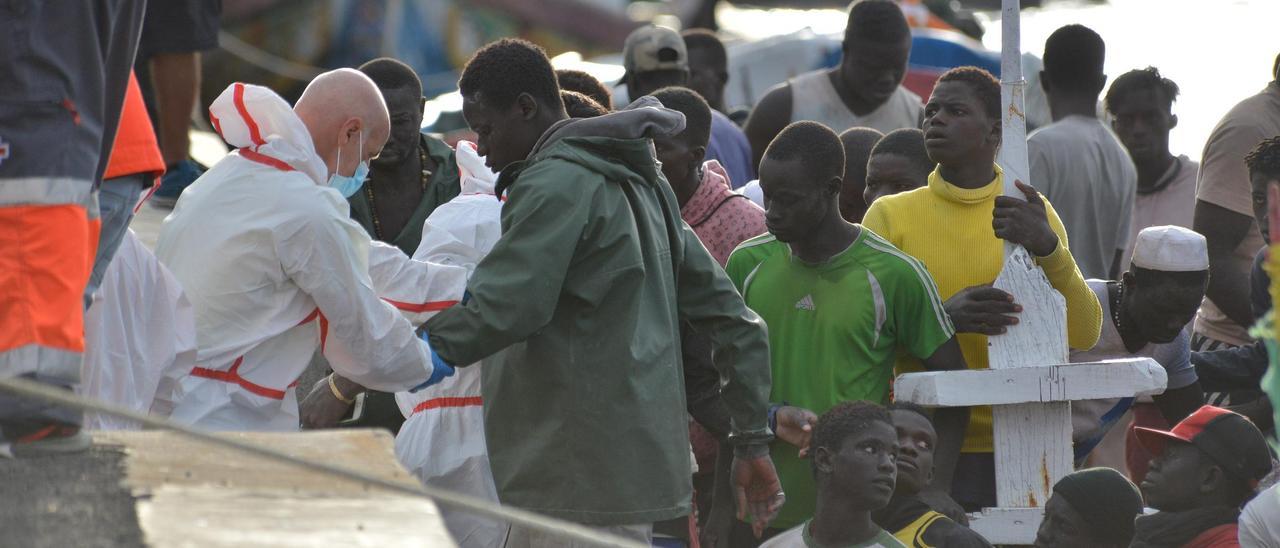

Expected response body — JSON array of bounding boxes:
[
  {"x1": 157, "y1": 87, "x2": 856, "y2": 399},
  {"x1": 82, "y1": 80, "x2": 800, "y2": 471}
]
[{"x1": 623, "y1": 24, "x2": 757, "y2": 189}]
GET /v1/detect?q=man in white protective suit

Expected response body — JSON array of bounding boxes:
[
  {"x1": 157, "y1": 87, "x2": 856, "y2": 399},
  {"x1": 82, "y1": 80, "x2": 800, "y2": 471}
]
[
  {"x1": 393, "y1": 141, "x2": 505, "y2": 547},
  {"x1": 156, "y1": 70, "x2": 468, "y2": 431}
]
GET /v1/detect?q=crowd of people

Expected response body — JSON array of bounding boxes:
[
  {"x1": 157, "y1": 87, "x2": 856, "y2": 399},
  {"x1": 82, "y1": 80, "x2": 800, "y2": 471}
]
[{"x1": 3, "y1": 1, "x2": 1280, "y2": 547}]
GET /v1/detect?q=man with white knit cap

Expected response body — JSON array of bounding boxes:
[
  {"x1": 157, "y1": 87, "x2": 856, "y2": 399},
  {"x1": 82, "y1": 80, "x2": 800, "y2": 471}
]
[{"x1": 1069, "y1": 225, "x2": 1209, "y2": 479}]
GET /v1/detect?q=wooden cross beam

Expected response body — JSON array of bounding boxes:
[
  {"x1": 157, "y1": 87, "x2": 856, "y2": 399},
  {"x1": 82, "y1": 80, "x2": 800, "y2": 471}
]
[
  {"x1": 896, "y1": 250, "x2": 1168, "y2": 545},
  {"x1": 895, "y1": 2, "x2": 1173, "y2": 544}
]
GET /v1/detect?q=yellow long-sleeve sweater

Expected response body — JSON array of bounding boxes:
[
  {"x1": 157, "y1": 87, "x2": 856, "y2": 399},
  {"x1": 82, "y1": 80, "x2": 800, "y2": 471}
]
[{"x1": 863, "y1": 165, "x2": 1102, "y2": 453}]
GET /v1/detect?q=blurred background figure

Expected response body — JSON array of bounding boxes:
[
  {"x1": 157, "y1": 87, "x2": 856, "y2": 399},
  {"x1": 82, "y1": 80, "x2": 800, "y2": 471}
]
[
  {"x1": 137, "y1": 0, "x2": 223, "y2": 208},
  {"x1": 0, "y1": 0, "x2": 146, "y2": 456}
]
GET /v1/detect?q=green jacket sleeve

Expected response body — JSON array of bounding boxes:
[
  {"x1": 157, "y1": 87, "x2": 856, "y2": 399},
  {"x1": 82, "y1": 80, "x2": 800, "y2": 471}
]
[
  {"x1": 424, "y1": 161, "x2": 588, "y2": 365},
  {"x1": 675, "y1": 221, "x2": 774, "y2": 452}
]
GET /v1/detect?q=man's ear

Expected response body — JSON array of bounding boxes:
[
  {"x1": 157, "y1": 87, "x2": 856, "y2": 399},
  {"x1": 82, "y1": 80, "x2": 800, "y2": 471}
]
[
  {"x1": 826, "y1": 174, "x2": 845, "y2": 197},
  {"x1": 690, "y1": 145, "x2": 707, "y2": 170},
  {"x1": 516, "y1": 93, "x2": 538, "y2": 121},
  {"x1": 1170, "y1": 113, "x2": 1179, "y2": 129},
  {"x1": 341, "y1": 117, "x2": 362, "y2": 144},
  {"x1": 1200, "y1": 464, "x2": 1228, "y2": 495},
  {"x1": 1122, "y1": 270, "x2": 1136, "y2": 289},
  {"x1": 814, "y1": 445, "x2": 835, "y2": 476},
  {"x1": 987, "y1": 117, "x2": 1003, "y2": 148}
]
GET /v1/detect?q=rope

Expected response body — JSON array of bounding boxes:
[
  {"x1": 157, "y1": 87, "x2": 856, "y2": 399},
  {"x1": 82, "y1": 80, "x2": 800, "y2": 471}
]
[
  {"x1": 0, "y1": 376, "x2": 647, "y2": 548},
  {"x1": 216, "y1": 31, "x2": 324, "y2": 82},
  {"x1": 215, "y1": 30, "x2": 459, "y2": 92}
]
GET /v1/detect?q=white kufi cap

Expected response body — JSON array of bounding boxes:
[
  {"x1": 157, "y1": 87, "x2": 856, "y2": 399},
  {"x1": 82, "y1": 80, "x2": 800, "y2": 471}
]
[{"x1": 1131, "y1": 225, "x2": 1209, "y2": 272}]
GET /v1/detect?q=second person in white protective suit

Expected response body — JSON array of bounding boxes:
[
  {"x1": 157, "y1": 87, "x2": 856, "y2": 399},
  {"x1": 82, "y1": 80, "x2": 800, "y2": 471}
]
[
  {"x1": 156, "y1": 70, "x2": 468, "y2": 431},
  {"x1": 393, "y1": 141, "x2": 505, "y2": 547}
]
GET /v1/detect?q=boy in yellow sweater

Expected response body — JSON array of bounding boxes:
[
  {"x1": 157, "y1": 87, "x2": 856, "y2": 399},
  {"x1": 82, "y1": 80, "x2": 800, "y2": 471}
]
[{"x1": 863, "y1": 67, "x2": 1102, "y2": 511}]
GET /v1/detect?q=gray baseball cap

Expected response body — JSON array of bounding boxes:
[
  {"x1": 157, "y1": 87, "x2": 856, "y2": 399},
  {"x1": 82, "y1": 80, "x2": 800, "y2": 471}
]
[{"x1": 623, "y1": 25, "x2": 688, "y2": 74}]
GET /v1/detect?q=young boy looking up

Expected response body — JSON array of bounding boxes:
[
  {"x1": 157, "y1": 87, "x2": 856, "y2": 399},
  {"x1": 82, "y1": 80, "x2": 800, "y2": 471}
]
[
  {"x1": 862, "y1": 66, "x2": 1101, "y2": 511},
  {"x1": 863, "y1": 128, "x2": 935, "y2": 208},
  {"x1": 838, "y1": 127, "x2": 884, "y2": 223},
  {"x1": 1133, "y1": 406, "x2": 1273, "y2": 547},
  {"x1": 874, "y1": 404, "x2": 992, "y2": 548},
  {"x1": 728, "y1": 121, "x2": 969, "y2": 538},
  {"x1": 761, "y1": 402, "x2": 908, "y2": 548}
]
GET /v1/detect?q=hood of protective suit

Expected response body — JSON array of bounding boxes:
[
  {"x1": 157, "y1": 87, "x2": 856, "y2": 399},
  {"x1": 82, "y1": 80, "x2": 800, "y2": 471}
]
[
  {"x1": 454, "y1": 140, "x2": 498, "y2": 196},
  {"x1": 208, "y1": 82, "x2": 329, "y2": 186}
]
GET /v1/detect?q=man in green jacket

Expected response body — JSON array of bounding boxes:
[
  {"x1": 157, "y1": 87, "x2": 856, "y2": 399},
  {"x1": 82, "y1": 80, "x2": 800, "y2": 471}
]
[{"x1": 421, "y1": 38, "x2": 783, "y2": 545}]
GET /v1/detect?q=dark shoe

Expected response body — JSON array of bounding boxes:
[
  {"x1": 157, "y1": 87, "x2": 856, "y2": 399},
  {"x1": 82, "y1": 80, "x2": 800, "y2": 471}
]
[{"x1": 150, "y1": 159, "x2": 205, "y2": 209}]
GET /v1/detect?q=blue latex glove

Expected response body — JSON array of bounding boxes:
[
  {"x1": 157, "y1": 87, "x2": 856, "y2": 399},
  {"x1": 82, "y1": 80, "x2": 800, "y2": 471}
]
[{"x1": 409, "y1": 331, "x2": 455, "y2": 393}]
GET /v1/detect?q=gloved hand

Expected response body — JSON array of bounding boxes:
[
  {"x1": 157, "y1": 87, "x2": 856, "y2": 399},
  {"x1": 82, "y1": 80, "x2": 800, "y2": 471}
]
[{"x1": 409, "y1": 330, "x2": 455, "y2": 393}]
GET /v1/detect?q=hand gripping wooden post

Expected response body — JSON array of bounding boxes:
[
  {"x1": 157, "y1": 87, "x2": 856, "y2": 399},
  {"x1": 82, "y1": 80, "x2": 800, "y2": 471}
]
[{"x1": 893, "y1": 0, "x2": 1169, "y2": 543}]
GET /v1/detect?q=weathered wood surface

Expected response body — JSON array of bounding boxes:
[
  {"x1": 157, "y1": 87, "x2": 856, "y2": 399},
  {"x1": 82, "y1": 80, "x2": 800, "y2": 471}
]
[
  {"x1": 988, "y1": 247, "x2": 1073, "y2": 523},
  {"x1": 967, "y1": 508, "x2": 1046, "y2": 545},
  {"x1": 97, "y1": 430, "x2": 455, "y2": 547},
  {"x1": 894, "y1": 358, "x2": 1167, "y2": 407}
]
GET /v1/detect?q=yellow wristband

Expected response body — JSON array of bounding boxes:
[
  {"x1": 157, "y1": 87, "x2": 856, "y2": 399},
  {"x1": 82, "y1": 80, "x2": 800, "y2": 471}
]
[{"x1": 328, "y1": 374, "x2": 355, "y2": 405}]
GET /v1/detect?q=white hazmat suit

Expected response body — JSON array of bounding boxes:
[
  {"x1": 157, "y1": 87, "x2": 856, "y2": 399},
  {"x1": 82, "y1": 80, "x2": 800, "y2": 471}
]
[
  {"x1": 394, "y1": 142, "x2": 505, "y2": 547},
  {"x1": 156, "y1": 83, "x2": 467, "y2": 431},
  {"x1": 80, "y1": 229, "x2": 197, "y2": 430}
]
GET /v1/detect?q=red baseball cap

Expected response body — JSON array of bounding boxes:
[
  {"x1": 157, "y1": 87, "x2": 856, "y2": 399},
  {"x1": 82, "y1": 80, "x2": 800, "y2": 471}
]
[{"x1": 1135, "y1": 405, "x2": 1273, "y2": 488}]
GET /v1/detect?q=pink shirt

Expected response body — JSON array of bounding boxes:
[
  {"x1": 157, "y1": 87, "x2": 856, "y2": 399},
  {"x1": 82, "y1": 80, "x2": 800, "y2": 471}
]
[{"x1": 681, "y1": 160, "x2": 768, "y2": 266}]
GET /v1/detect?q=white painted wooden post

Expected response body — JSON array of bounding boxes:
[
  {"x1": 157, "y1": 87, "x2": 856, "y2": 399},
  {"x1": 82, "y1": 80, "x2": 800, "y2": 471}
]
[{"x1": 893, "y1": 1, "x2": 1171, "y2": 544}]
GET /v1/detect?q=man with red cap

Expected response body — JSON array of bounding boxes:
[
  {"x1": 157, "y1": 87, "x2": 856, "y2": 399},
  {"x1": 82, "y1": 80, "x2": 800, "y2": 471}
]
[{"x1": 1132, "y1": 405, "x2": 1274, "y2": 548}]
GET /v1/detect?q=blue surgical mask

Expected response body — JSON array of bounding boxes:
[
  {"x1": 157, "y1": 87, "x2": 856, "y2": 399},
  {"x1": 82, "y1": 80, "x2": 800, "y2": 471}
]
[{"x1": 328, "y1": 133, "x2": 369, "y2": 198}]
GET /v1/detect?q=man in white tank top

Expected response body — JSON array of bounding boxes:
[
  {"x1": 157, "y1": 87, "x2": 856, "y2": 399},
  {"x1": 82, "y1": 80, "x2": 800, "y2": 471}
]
[{"x1": 743, "y1": 0, "x2": 923, "y2": 170}]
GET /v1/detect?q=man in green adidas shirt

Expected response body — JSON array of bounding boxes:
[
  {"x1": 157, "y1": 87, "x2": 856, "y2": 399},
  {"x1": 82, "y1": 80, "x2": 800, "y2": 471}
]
[{"x1": 726, "y1": 121, "x2": 970, "y2": 542}]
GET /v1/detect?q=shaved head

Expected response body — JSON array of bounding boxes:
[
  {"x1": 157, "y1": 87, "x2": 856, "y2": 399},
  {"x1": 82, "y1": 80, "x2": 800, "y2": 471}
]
[{"x1": 295, "y1": 68, "x2": 391, "y2": 177}]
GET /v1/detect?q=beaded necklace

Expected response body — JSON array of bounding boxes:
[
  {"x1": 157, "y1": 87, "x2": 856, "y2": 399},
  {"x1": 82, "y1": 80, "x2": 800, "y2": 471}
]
[{"x1": 366, "y1": 143, "x2": 432, "y2": 240}]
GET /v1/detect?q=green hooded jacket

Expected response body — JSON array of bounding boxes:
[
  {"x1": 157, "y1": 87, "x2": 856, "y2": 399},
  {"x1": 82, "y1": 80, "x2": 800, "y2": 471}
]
[{"x1": 424, "y1": 98, "x2": 773, "y2": 526}]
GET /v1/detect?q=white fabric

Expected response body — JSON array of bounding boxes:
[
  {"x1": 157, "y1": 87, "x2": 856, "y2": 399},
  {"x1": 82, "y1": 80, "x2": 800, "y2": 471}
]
[
  {"x1": 395, "y1": 141, "x2": 505, "y2": 548},
  {"x1": 1240, "y1": 484, "x2": 1280, "y2": 548},
  {"x1": 80, "y1": 230, "x2": 196, "y2": 430},
  {"x1": 1070, "y1": 280, "x2": 1197, "y2": 464},
  {"x1": 787, "y1": 69, "x2": 923, "y2": 134},
  {"x1": 1131, "y1": 225, "x2": 1209, "y2": 272},
  {"x1": 738, "y1": 179, "x2": 765, "y2": 209},
  {"x1": 156, "y1": 83, "x2": 467, "y2": 431},
  {"x1": 1125, "y1": 156, "x2": 1198, "y2": 265},
  {"x1": 1028, "y1": 115, "x2": 1138, "y2": 279}
]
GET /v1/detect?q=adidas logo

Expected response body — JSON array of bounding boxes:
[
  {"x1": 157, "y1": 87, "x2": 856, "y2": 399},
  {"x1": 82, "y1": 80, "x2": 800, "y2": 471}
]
[{"x1": 795, "y1": 294, "x2": 815, "y2": 311}]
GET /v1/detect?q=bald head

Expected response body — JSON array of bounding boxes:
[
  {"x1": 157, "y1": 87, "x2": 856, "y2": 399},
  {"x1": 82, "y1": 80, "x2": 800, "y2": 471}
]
[{"x1": 295, "y1": 68, "x2": 391, "y2": 178}]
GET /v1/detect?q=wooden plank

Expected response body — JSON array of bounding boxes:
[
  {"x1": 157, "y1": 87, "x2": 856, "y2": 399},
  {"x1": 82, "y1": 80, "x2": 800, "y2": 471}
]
[
  {"x1": 92, "y1": 430, "x2": 456, "y2": 547},
  {"x1": 989, "y1": 248, "x2": 1073, "y2": 514},
  {"x1": 894, "y1": 358, "x2": 1168, "y2": 407},
  {"x1": 990, "y1": 247, "x2": 1068, "y2": 370},
  {"x1": 968, "y1": 507, "x2": 1044, "y2": 545},
  {"x1": 992, "y1": 402, "x2": 1072, "y2": 509},
  {"x1": 137, "y1": 486, "x2": 453, "y2": 548}
]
